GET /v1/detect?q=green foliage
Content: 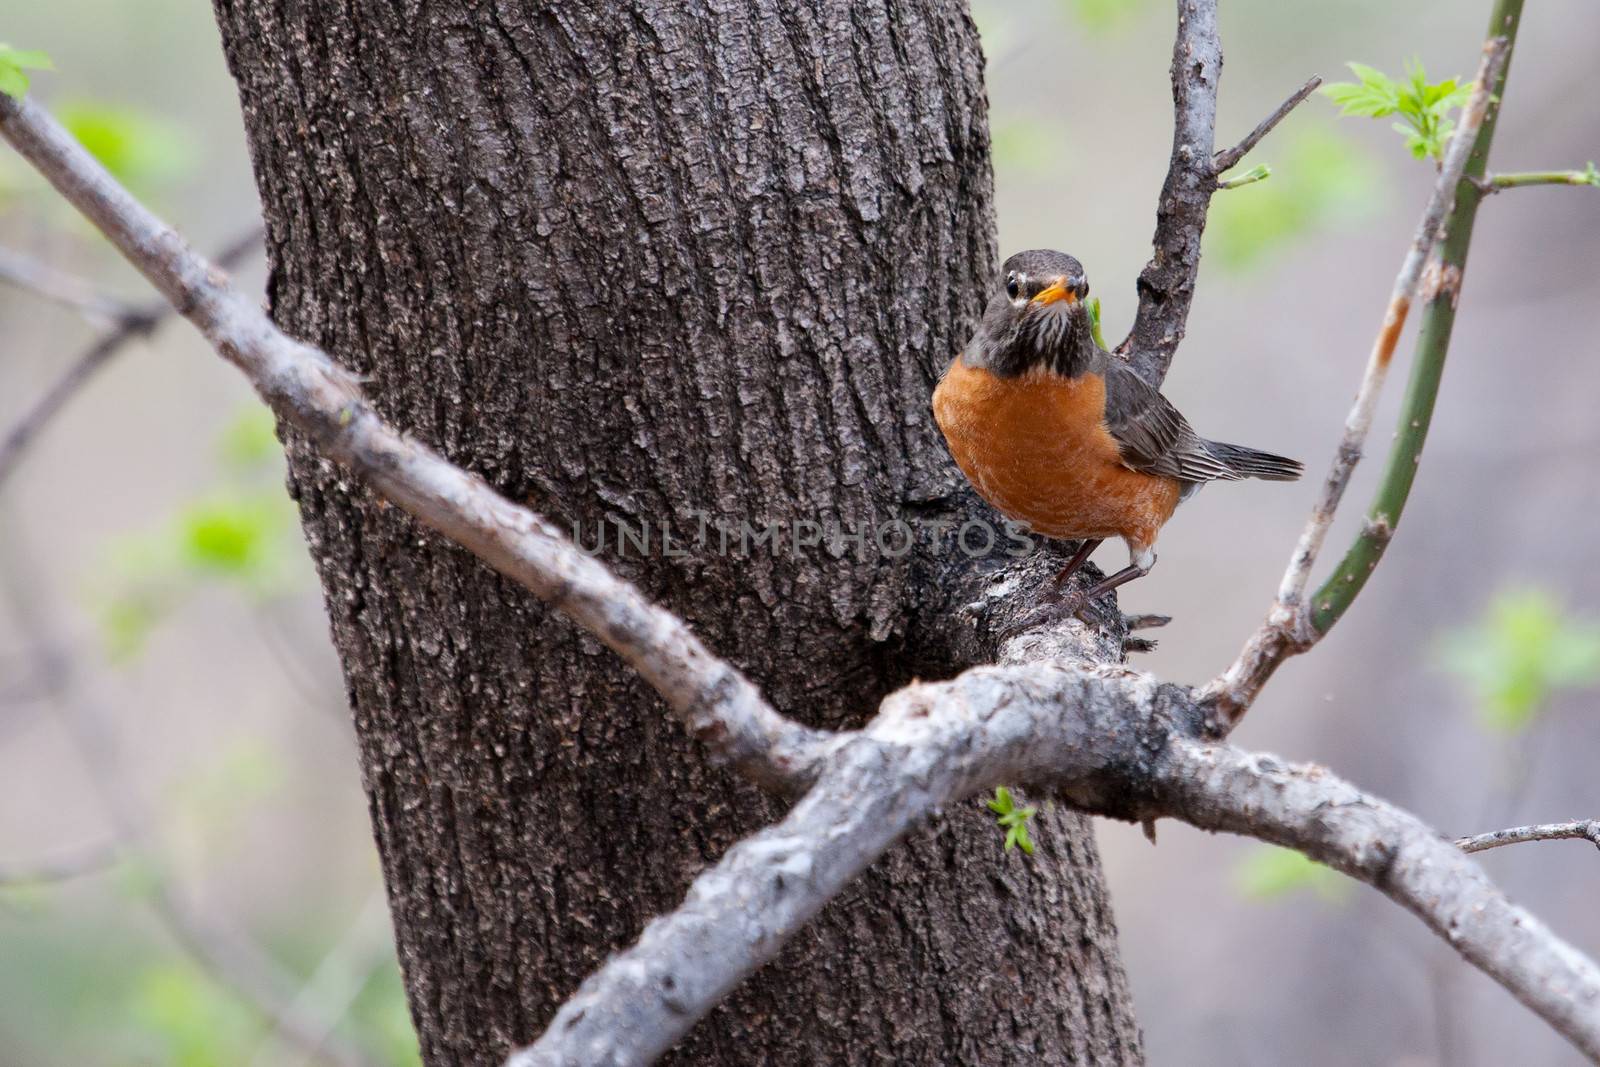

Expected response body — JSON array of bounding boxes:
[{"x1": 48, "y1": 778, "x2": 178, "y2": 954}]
[
  {"x1": 354, "y1": 965, "x2": 425, "y2": 1067},
  {"x1": 1585, "y1": 161, "x2": 1600, "y2": 187},
  {"x1": 989, "y1": 116, "x2": 1066, "y2": 177},
  {"x1": 179, "y1": 495, "x2": 283, "y2": 576},
  {"x1": 128, "y1": 962, "x2": 264, "y2": 1067},
  {"x1": 1437, "y1": 589, "x2": 1600, "y2": 734},
  {"x1": 0, "y1": 44, "x2": 53, "y2": 101},
  {"x1": 1206, "y1": 127, "x2": 1380, "y2": 271},
  {"x1": 1234, "y1": 845, "x2": 1349, "y2": 903},
  {"x1": 218, "y1": 406, "x2": 283, "y2": 469},
  {"x1": 1321, "y1": 59, "x2": 1474, "y2": 162},
  {"x1": 987, "y1": 786, "x2": 1038, "y2": 855},
  {"x1": 58, "y1": 101, "x2": 196, "y2": 189},
  {"x1": 1065, "y1": 0, "x2": 1152, "y2": 34},
  {"x1": 94, "y1": 403, "x2": 302, "y2": 660}
]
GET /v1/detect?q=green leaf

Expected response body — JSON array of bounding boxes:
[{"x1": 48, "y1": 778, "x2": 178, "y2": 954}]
[
  {"x1": 0, "y1": 44, "x2": 54, "y2": 101},
  {"x1": 0, "y1": 47, "x2": 54, "y2": 71},
  {"x1": 988, "y1": 787, "x2": 1038, "y2": 854},
  {"x1": 1436, "y1": 588, "x2": 1600, "y2": 733},
  {"x1": 0, "y1": 65, "x2": 28, "y2": 102},
  {"x1": 1325, "y1": 58, "x2": 1476, "y2": 162},
  {"x1": 182, "y1": 499, "x2": 273, "y2": 574},
  {"x1": 987, "y1": 786, "x2": 1015, "y2": 816},
  {"x1": 1087, "y1": 296, "x2": 1109, "y2": 350},
  {"x1": 129, "y1": 962, "x2": 264, "y2": 1067},
  {"x1": 58, "y1": 101, "x2": 197, "y2": 189},
  {"x1": 1235, "y1": 845, "x2": 1349, "y2": 903}
]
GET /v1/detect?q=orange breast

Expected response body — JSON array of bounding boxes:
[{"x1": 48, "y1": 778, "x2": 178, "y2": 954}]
[{"x1": 931, "y1": 357, "x2": 1180, "y2": 549}]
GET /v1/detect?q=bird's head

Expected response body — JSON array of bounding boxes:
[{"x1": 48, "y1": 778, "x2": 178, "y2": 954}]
[{"x1": 966, "y1": 249, "x2": 1096, "y2": 378}]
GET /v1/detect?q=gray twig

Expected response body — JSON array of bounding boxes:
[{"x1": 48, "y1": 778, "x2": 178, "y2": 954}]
[
  {"x1": 1458, "y1": 820, "x2": 1600, "y2": 854},
  {"x1": 1212, "y1": 75, "x2": 1323, "y2": 175},
  {"x1": 0, "y1": 227, "x2": 263, "y2": 491},
  {"x1": 0, "y1": 526, "x2": 379, "y2": 1067},
  {"x1": 0, "y1": 837, "x2": 122, "y2": 885},
  {"x1": 0, "y1": 244, "x2": 142, "y2": 324}
]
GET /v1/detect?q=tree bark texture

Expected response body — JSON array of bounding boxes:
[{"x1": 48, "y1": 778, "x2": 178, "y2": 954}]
[{"x1": 210, "y1": 2, "x2": 1142, "y2": 1063}]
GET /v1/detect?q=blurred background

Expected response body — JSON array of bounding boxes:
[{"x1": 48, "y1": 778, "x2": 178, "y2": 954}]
[{"x1": 1, "y1": 1, "x2": 1596, "y2": 1064}]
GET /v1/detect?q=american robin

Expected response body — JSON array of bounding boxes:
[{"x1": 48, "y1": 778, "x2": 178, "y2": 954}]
[{"x1": 932, "y1": 248, "x2": 1302, "y2": 608}]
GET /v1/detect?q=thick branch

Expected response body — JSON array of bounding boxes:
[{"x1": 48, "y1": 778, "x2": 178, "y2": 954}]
[
  {"x1": 510, "y1": 661, "x2": 1600, "y2": 1066},
  {"x1": 1157, "y1": 740, "x2": 1600, "y2": 1061},
  {"x1": 1458, "y1": 820, "x2": 1600, "y2": 854},
  {"x1": 1118, "y1": 3, "x2": 1316, "y2": 386},
  {"x1": 0, "y1": 92, "x2": 829, "y2": 796},
  {"x1": 1118, "y1": 0, "x2": 1222, "y2": 386}
]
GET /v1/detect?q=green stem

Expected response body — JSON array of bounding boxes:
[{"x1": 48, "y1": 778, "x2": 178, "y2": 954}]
[
  {"x1": 1310, "y1": 0, "x2": 1525, "y2": 634},
  {"x1": 1217, "y1": 163, "x2": 1272, "y2": 190},
  {"x1": 1485, "y1": 165, "x2": 1599, "y2": 190}
]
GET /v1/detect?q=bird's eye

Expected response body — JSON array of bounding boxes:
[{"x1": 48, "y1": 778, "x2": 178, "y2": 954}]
[{"x1": 1005, "y1": 274, "x2": 1020, "y2": 300}]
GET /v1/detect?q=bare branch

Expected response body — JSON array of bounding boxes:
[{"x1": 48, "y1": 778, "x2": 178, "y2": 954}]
[
  {"x1": 0, "y1": 228, "x2": 263, "y2": 491},
  {"x1": 1458, "y1": 820, "x2": 1600, "y2": 854},
  {"x1": 246, "y1": 891, "x2": 397, "y2": 1067},
  {"x1": 1157, "y1": 740, "x2": 1600, "y2": 1062},
  {"x1": 509, "y1": 662, "x2": 1600, "y2": 1066},
  {"x1": 1117, "y1": 0, "x2": 1222, "y2": 386},
  {"x1": 0, "y1": 530, "x2": 380, "y2": 1067},
  {"x1": 0, "y1": 244, "x2": 142, "y2": 324},
  {"x1": 1201, "y1": 33, "x2": 1513, "y2": 729},
  {"x1": 0, "y1": 92, "x2": 831, "y2": 795},
  {"x1": 1212, "y1": 75, "x2": 1322, "y2": 175}
]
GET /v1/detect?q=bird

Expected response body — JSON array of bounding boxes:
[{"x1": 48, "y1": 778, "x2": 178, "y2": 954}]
[{"x1": 932, "y1": 248, "x2": 1302, "y2": 611}]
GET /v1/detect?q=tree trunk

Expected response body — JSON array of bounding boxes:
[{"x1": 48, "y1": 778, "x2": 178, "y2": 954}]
[{"x1": 210, "y1": 2, "x2": 1142, "y2": 1063}]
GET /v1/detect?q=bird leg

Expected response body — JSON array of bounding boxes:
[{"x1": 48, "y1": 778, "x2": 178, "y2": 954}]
[{"x1": 1051, "y1": 538, "x2": 1102, "y2": 587}]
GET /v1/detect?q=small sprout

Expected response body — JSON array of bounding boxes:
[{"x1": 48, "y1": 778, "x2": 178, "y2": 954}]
[
  {"x1": 1217, "y1": 163, "x2": 1271, "y2": 190},
  {"x1": 1321, "y1": 59, "x2": 1474, "y2": 162},
  {"x1": 987, "y1": 786, "x2": 1038, "y2": 855},
  {"x1": 0, "y1": 44, "x2": 53, "y2": 101},
  {"x1": 1583, "y1": 161, "x2": 1600, "y2": 188}
]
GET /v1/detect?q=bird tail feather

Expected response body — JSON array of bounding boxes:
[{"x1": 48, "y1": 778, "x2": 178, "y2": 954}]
[{"x1": 1205, "y1": 441, "x2": 1303, "y2": 481}]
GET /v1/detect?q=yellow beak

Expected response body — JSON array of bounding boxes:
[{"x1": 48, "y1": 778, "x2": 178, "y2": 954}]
[{"x1": 1031, "y1": 277, "x2": 1077, "y2": 306}]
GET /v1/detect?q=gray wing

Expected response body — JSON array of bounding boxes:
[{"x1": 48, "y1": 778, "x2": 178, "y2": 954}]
[{"x1": 1099, "y1": 357, "x2": 1240, "y2": 483}]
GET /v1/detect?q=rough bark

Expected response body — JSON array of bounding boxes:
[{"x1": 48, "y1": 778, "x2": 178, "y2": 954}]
[{"x1": 208, "y1": 2, "x2": 1141, "y2": 1063}]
